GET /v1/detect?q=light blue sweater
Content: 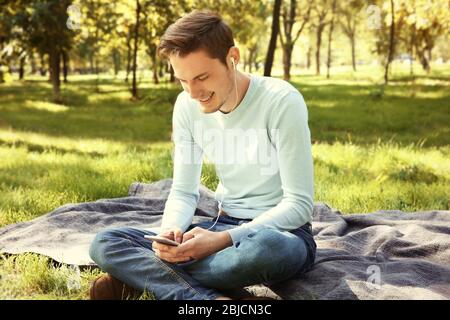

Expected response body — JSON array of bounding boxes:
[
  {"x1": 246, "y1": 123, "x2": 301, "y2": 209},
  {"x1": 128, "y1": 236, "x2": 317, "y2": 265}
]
[{"x1": 161, "y1": 74, "x2": 314, "y2": 245}]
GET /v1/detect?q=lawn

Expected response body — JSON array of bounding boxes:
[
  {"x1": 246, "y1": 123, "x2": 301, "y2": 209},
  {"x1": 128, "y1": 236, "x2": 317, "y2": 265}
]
[{"x1": 0, "y1": 64, "x2": 449, "y2": 299}]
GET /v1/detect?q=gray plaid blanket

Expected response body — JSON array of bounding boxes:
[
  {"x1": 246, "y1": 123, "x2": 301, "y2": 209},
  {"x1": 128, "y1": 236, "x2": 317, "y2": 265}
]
[{"x1": 1, "y1": 178, "x2": 449, "y2": 299}]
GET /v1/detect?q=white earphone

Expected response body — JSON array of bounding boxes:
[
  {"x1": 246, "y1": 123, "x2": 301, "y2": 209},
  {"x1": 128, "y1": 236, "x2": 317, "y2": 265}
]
[{"x1": 206, "y1": 168, "x2": 225, "y2": 231}]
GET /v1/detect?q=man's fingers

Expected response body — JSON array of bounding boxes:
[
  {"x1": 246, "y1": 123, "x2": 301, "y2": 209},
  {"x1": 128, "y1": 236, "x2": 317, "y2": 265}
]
[
  {"x1": 153, "y1": 242, "x2": 177, "y2": 253},
  {"x1": 153, "y1": 245, "x2": 192, "y2": 262},
  {"x1": 160, "y1": 227, "x2": 184, "y2": 243},
  {"x1": 174, "y1": 229, "x2": 183, "y2": 243},
  {"x1": 157, "y1": 253, "x2": 192, "y2": 263},
  {"x1": 182, "y1": 233, "x2": 195, "y2": 243}
]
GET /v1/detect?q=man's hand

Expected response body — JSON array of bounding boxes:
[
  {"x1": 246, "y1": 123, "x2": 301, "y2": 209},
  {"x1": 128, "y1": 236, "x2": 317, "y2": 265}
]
[
  {"x1": 177, "y1": 227, "x2": 232, "y2": 261},
  {"x1": 152, "y1": 227, "x2": 232, "y2": 263},
  {"x1": 152, "y1": 227, "x2": 191, "y2": 263}
]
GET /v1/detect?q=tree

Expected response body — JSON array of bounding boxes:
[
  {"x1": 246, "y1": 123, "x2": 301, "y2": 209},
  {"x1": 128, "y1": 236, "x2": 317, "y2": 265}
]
[
  {"x1": 312, "y1": 0, "x2": 331, "y2": 75},
  {"x1": 384, "y1": 0, "x2": 395, "y2": 84},
  {"x1": 264, "y1": 0, "x2": 282, "y2": 76},
  {"x1": 407, "y1": 0, "x2": 449, "y2": 73},
  {"x1": 279, "y1": 0, "x2": 311, "y2": 80},
  {"x1": 107, "y1": 1, "x2": 135, "y2": 81},
  {"x1": 77, "y1": 0, "x2": 119, "y2": 90},
  {"x1": 131, "y1": 0, "x2": 141, "y2": 100},
  {"x1": 192, "y1": 0, "x2": 270, "y2": 75},
  {"x1": 325, "y1": 0, "x2": 337, "y2": 78},
  {"x1": 0, "y1": 0, "x2": 32, "y2": 82},
  {"x1": 142, "y1": 7, "x2": 161, "y2": 85},
  {"x1": 338, "y1": 0, "x2": 364, "y2": 72},
  {"x1": 61, "y1": 49, "x2": 69, "y2": 83},
  {"x1": 220, "y1": 1, "x2": 270, "y2": 74},
  {"x1": 141, "y1": 0, "x2": 188, "y2": 85},
  {"x1": 21, "y1": 0, "x2": 75, "y2": 103},
  {"x1": 373, "y1": 0, "x2": 449, "y2": 81}
]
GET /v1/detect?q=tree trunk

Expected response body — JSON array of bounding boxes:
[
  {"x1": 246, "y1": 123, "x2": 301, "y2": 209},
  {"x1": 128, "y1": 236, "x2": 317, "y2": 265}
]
[
  {"x1": 89, "y1": 53, "x2": 94, "y2": 74},
  {"x1": 0, "y1": 42, "x2": 3, "y2": 83},
  {"x1": 151, "y1": 47, "x2": 159, "y2": 85},
  {"x1": 326, "y1": 0, "x2": 337, "y2": 79},
  {"x1": 19, "y1": 56, "x2": 25, "y2": 80},
  {"x1": 131, "y1": 0, "x2": 141, "y2": 99},
  {"x1": 264, "y1": 0, "x2": 282, "y2": 77},
  {"x1": 95, "y1": 58, "x2": 100, "y2": 93},
  {"x1": 62, "y1": 50, "x2": 68, "y2": 83},
  {"x1": 0, "y1": 62, "x2": 3, "y2": 83},
  {"x1": 112, "y1": 49, "x2": 120, "y2": 78},
  {"x1": 242, "y1": 50, "x2": 248, "y2": 72},
  {"x1": 169, "y1": 63, "x2": 175, "y2": 82},
  {"x1": 384, "y1": 0, "x2": 395, "y2": 84},
  {"x1": 350, "y1": 36, "x2": 356, "y2": 71},
  {"x1": 416, "y1": 46, "x2": 430, "y2": 73},
  {"x1": 410, "y1": 20, "x2": 415, "y2": 76},
  {"x1": 158, "y1": 60, "x2": 164, "y2": 78},
  {"x1": 152, "y1": 65, "x2": 158, "y2": 84},
  {"x1": 282, "y1": 44, "x2": 293, "y2": 81},
  {"x1": 48, "y1": 55, "x2": 52, "y2": 82},
  {"x1": 426, "y1": 48, "x2": 432, "y2": 73},
  {"x1": 125, "y1": 32, "x2": 132, "y2": 82},
  {"x1": 254, "y1": 48, "x2": 260, "y2": 72},
  {"x1": 30, "y1": 51, "x2": 37, "y2": 74},
  {"x1": 39, "y1": 53, "x2": 47, "y2": 76},
  {"x1": 409, "y1": 38, "x2": 414, "y2": 77},
  {"x1": 315, "y1": 25, "x2": 324, "y2": 75},
  {"x1": 248, "y1": 47, "x2": 257, "y2": 73},
  {"x1": 49, "y1": 48, "x2": 62, "y2": 103},
  {"x1": 306, "y1": 46, "x2": 311, "y2": 69}
]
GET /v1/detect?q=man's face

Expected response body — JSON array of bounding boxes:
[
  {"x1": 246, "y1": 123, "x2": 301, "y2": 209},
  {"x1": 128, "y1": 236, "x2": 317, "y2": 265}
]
[{"x1": 170, "y1": 49, "x2": 234, "y2": 114}]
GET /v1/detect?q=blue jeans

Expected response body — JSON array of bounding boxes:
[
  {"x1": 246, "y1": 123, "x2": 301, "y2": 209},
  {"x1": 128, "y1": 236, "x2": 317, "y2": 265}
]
[{"x1": 89, "y1": 215, "x2": 316, "y2": 300}]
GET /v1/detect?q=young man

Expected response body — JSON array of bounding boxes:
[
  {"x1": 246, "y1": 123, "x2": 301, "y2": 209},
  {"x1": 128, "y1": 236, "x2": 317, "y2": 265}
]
[{"x1": 89, "y1": 10, "x2": 316, "y2": 300}]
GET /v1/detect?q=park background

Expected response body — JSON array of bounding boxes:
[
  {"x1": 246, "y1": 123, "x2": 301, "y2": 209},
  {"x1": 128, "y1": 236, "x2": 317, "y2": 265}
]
[{"x1": 0, "y1": 0, "x2": 449, "y2": 299}]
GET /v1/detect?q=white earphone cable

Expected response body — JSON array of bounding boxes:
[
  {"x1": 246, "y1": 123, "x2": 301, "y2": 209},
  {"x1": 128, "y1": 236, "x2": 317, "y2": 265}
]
[
  {"x1": 207, "y1": 165, "x2": 224, "y2": 230},
  {"x1": 207, "y1": 58, "x2": 238, "y2": 231}
]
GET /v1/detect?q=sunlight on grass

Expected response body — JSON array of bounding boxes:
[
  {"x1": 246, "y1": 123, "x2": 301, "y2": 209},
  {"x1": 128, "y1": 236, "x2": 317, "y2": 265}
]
[
  {"x1": 24, "y1": 100, "x2": 70, "y2": 113},
  {"x1": 0, "y1": 253, "x2": 102, "y2": 299},
  {"x1": 313, "y1": 142, "x2": 449, "y2": 213},
  {"x1": 0, "y1": 128, "x2": 151, "y2": 155}
]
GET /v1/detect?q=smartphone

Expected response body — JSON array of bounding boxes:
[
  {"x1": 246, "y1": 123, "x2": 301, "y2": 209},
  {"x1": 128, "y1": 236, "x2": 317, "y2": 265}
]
[{"x1": 144, "y1": 235, "x2": 180, "y2": 246}]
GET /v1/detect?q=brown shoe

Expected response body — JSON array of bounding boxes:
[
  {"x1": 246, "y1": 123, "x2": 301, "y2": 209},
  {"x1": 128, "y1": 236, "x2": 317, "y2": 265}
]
[{"x1": 89, "y1": 274, "x2": 141, "y2": 300}]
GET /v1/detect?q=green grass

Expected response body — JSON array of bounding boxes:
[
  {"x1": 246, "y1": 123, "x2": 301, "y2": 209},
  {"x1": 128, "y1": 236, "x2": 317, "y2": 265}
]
[{"x1": 0, "y1": 64, "x2": 449, "y2": 299}]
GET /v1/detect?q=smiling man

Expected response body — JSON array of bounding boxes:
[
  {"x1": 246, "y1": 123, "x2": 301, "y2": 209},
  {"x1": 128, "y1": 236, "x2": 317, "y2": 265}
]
[{"x1": 89, "y1": 10, "x2": 316, "y2": 300}]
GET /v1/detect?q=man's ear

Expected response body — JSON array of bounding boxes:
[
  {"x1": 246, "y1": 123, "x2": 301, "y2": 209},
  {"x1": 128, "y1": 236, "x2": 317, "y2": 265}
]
[{"x1": 227, "y1": 46, "x2": 240, "y2": 67}]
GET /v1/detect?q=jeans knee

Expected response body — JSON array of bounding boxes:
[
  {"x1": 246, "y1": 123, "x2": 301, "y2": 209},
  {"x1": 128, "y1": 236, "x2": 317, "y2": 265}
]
[
  {"x1": 89, "y1": 232, "x2": 104, "y2": 265},
  {"x1": 89, "y1": 229, "x2": 117, "y2": 267},
  {"x1": 248, "y1": 228, "x2": 307, "y2": 269},
  {"x1": 251, "y1": 228, "x2": 286, "y2": 254}
]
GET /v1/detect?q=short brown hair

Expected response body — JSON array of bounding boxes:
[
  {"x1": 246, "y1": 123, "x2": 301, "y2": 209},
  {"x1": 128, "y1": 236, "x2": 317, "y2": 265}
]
[{"x1": 157, "y1": 10, "x2": 235, "y2": 67}]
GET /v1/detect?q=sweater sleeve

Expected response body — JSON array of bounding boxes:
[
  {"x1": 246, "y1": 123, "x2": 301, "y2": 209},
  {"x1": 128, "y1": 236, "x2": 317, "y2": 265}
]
[
  {"x1": 160, "y1": 93, "x2": 204, "y2": 234},
  {"x1": 226, "y1": 91, "x2": 314, "y2": 244}
]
